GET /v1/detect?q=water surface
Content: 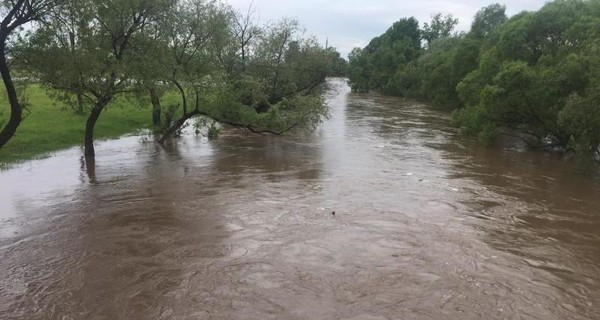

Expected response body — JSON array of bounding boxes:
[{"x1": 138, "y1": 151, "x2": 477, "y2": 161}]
[{"x1": 1, "y1": 78, "x2": 599, "y2": 319}]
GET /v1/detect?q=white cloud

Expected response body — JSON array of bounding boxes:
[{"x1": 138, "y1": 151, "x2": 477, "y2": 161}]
[{"x1": 225, "y1": 0, "x2": 548, "y2": 58}]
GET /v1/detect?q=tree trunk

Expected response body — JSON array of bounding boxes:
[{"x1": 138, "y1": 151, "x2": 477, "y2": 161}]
[
  {"x1": 84, "y1": 99, "x2": 109, "y2": 158},
  {"x1": 84, "y1": 156, "x2": 97, "y2": 183},
  {"x1": 0, "y1": 38, "x2": 22, "y2": 149},
  {"x1": 149, "y1": 86, "x2": 162, "y2": 126},
  {"x1": 76, "y1": 90, "x2": 84, "y2": 114},
  {"x1": 172, "y1": 80, "x2": 187, "y2": 115}
]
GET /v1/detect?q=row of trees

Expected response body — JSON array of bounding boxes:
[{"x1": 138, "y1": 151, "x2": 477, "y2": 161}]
[
  {"x1": 1, "y1": 0, "x2": 347, "y2": 158},
  {"x1": 348, "y1": 0, "x2": 600, "y2": 164}
]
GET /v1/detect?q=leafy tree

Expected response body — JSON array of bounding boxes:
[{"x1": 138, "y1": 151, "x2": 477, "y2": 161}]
[
  {"x1": 347, "y1": 47, "x2": 371, "y2": 93},
  {"x1": 24, "y1": 0, "x2": 172, "y2": 158},
  {"x1": 347, "y1": 17, "x2": 421, "y2": 94},
  {"x1": 559, "y1": 92, "x2": 600, "y2": 166},
  {"x1": 127, "y1": 1, "x2": 174, "y2": 127},
  {"x1": 455, "y1": 0, "x2": 600, "y2": 163},
  {"x1": 151, "y1": 0, "x2": 239, "y2": 141},
  {"x1": 347, "y1": 0, "x2": 600, "y2": 164},
  {"x1": 156, "y1": 10, "x2": 330, "y2": 142},
  {"x1": 230, "y1": 2, "x2": 260, "y2": 74},
  {"x1": 422, "y1": 13, "x2": 458, "y2": 47},
  {"x1": 323, "y1": 47, "x2": 348, "y2": 77},
  {"x1": 0, "y1": 0, "x2": 60, "y2": 149},
  {"x1": 416, "y1": 37, "x2": 462, "y2": 107},
  {"x1": 221, "y1": 18, "x2": 331, "y2": 135},
  {"x1": 470, "y1": 3, "x2": 508, "y2": 40}
]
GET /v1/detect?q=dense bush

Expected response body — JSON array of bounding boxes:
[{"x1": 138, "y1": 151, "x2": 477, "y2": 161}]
[{"x1": 348, "y1": 0, "x2": 600, "y2": 163}]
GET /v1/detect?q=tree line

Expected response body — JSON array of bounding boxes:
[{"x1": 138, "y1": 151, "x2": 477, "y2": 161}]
[
  {"x1": 0, "y1": 0, "x2": 347, "y2": 158},
  {"x1": 348, "y1": 0, "x2": 600, "y2": 165}
]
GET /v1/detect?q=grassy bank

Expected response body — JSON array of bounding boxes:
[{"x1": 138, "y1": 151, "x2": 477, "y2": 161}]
[{"x1": 0, "y1": 85, "x2": 178, "y2": 165}]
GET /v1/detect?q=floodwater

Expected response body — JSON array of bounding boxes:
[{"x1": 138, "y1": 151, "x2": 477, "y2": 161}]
[{"x1": 0, "y1": 78, "x2": 599, "y2": 320}]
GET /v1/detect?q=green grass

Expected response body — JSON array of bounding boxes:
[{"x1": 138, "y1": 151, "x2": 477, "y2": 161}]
[{"x1": 0, "y1": 85, "x2": 181, "y2": 165}]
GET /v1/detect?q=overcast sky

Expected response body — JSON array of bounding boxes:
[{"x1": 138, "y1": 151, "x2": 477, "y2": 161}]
[{"x1": 224, "y1": 0, "x2": 548, "y2": 58}]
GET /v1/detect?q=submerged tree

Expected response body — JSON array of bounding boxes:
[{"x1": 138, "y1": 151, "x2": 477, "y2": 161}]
[
  {"x1": 156, "y1": 9, "x2": 330, "y2": 143},
  {"x1": 152, "y1": 0, "x2": 233, "y2": 142},
  {"x1": 347, "y1": 1, "x2": 600, "y2": 165},
  {"x1": 8, "y1": 0, "x2": 332, "y2": 158},
  {"x1": 454, "y1": 0, "x2": 600, "y2": 159}
]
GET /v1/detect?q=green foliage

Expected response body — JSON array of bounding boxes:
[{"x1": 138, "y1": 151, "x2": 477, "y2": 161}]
[
  {"x1": 201, "y1": 82, "x2": 328, "y2": 135},
  {"x1": 144, "y1": 10, "x2": 333, "y2": 141},
  {"x1": 422, "y1": 13, "x2": 458, "y2": 46},
  {"x1": 324, "y1": 48, "x2": 348, "y2": 77},
  {"x1": 349, "y1": 0, "x2": 600, "y2": 165},
  {"x1": 347, "y1": 48, "x2": 371, "y2": 93},
  {"x1": 416, "y1": 37, "x2": 463, "y2": 107},
  {"x1": 383, "y1": 63, "x2": 420, "y2": 97},
  {"x1": 2, "y1": 0, "x2": 331, "y2": 156},
  {"x1": 559, "y1": 93, "x2": 600, "y2": 165},
  {"x1": 470, "y1": 3, "x2": 508, "y2": 40},
  {"x1": 207, "y1": 122, "x2": 221, "y2": 139},
  {"x1": 478, "y1": 123, "x2": 498, "y2": 146},
  {"x1": 193, "y1": 116, "x2": 223, "y2": 140},
  {"x1": 452, "y1": 103, "x2": 490, "y2": 137},
  {"x1": 348, "y1": 17, "x2": 422, "y2": 93},
  {"x1": 456, "y1": 0, "x2": 600, "y2": 155}
]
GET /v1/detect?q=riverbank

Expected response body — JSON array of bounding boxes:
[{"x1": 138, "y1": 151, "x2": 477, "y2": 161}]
[{"x1": 0, "y1": 86, "x2": 180, "y2": 165}]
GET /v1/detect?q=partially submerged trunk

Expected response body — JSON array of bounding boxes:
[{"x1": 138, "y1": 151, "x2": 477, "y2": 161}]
[
  {"x1": 158, "y1": 80, "x2": 192, "y2": 143},
  {"x1": 84, "y1": 98, "x2": 110, "y2": 158},
  {"x1": 0, "y1": 38, "x2": 22, "y2": 149},
  {"x1": 83, "y1": 156, "x2": 97, "y2": 184}
]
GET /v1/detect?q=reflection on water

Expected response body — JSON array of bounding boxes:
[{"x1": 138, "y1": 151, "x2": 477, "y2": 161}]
[{"x1": 1, "y1": 78, "x2": 599, "y2": 319}]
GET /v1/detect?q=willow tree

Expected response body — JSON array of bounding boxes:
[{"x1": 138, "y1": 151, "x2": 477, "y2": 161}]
[
  {"x1": 0, "y1": 0, "x2": 58, "y2": 148},
  {"x1": 230, "y1": 2, "x2": 260, "y2": 74},
  {"x1": 24, "y1": 0, "x2": 173, "y2": 157},
  {"x1": 157, "y1": 5, "x2": 329, "y2": 142},
  {"x1": 250, "y1": 20, "x2": 332, "y2": 103},
  {"x1": 151, "y1": 0, "x2": 232, "y2": 142}
]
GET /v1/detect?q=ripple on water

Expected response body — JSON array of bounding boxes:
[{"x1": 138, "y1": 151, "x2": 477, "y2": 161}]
[{"x1": 1, "y1": 79, "x2": 600, "y2": 319}]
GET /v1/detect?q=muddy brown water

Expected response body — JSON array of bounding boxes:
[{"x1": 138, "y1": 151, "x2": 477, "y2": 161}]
[{"x1": 1, "y1": 78, "x2": 599, "y2": 320}]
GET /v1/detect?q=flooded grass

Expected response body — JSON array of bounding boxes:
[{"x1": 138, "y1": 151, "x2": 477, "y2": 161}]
[{"x1": 0, "y1": 85, "x2": 182, "y2": 165}]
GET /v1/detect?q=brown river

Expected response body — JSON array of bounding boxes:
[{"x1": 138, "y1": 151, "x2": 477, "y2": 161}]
[{"x1": 1, "y1": 78, "x2": 599, "y2": 319}]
